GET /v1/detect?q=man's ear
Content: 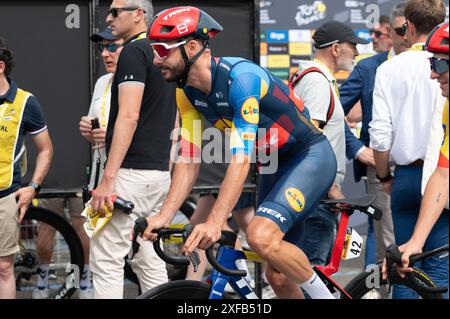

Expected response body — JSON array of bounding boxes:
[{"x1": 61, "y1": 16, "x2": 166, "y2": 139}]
[
  {"x1": 186, "y1": 40, "x2": 200, "y2": 58},
  {"x1": 0, "y1": 61, "x2": 5, "y2": 75},
  {"x1": 331, "y1": 43, "x2": 340, "y2": 57}
]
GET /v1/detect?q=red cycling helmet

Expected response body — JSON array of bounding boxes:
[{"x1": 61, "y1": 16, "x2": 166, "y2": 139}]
[
  {"x1": 149, "y1": 6, "x2": 223, "y2": 42},
  {"x1": 425, "y1": 22, "x2": 449, "y2": 54}
]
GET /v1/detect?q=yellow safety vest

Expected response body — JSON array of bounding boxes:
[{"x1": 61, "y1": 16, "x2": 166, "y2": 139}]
[{"x1": 0, "y1": 88, "x2": 31, "y2": 190}]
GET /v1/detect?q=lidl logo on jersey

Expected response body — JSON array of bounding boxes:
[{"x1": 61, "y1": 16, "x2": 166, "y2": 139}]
[
  {"x1": 266, "y1": 30, "x2": 288, "y2": 43},
  {"x1": 285, "y1": 187, "x2": 305, "y2": 213},
  {"x1": 241, "y1": 98, "x2": 259, "y2": 124}
]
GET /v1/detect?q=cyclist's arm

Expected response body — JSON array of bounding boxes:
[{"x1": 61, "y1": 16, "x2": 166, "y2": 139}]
[
  {"x1": 410, "y1": 165, "x2": 449, "y2": 248},
  {"x1": 206, "y1": 70, "x2": 261, "y2": 227}
]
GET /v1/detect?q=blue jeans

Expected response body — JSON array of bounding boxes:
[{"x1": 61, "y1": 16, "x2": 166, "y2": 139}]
[
  {"x1": 297, "y1": 203, "x2": 339, "y2": 266},
  {"x1": 391, "y1": 165, "x2": 449, "y2": 299}
]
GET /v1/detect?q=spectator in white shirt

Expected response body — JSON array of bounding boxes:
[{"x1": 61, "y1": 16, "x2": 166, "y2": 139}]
[{"x1": 369, "y1": 0, "x2": 447, "y2": 299}]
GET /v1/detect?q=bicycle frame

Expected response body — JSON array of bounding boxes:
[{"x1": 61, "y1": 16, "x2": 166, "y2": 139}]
[
  {"x1": 313, "y1": 207, "x2": 354, "y2": 299},
  {"x1": 208, "y1": 246, "x2": 258, "y2": 299}
]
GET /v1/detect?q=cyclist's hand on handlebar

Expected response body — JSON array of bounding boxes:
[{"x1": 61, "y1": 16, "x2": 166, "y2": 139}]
[
  {"x1": 382, "y1": 241, "x2": 422, "y2": 280},
  {"x1": 135, "y1": 215, "x2": 169, "y2": 241},
  {"x1": 182, "y1": 222, "x2": 221, "y2": 256},
  {"x1": 397, "y1": 241, "x2": 422, "y2": 273}
]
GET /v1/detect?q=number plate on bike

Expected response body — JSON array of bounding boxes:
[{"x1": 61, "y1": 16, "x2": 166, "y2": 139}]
[{"x1": 342, "y1": 228, "x2": 363, "y2": 260}]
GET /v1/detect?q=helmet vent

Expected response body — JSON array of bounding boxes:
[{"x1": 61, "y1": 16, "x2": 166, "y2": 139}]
[{"x1": 161, "y1": 26, "x2": 174, "y2": 34}]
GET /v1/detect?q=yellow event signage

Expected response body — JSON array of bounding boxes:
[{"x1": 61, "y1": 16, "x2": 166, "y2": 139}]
[
  {"x1": 267, "y1": 55, "x2": 290, "y2": 68},
  {"x1": 289, "y1": 42, "x2": 312, "y2": 56}
]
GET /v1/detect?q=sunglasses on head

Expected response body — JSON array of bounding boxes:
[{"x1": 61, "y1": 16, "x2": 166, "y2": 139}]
[
  {"x1": 429, "y1": 57, "x2": 449, "y2": 74},
  {"x1": 369, "y1": 30, "x2": 389, "y2": 38},
  {"x1": 108, "y1": 7, "x2": 145, "y2": 18},
  {"x1": 98, "y1": 43, "x2": 122, "y2": 53},
  {"x1": 151, "y1": 41, "x2": 187, "y2": 60}
]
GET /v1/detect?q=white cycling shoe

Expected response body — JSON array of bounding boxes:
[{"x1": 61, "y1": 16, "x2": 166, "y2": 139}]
[{"x1": 31, "y1": 287, "x2": 49, "y2": 299}]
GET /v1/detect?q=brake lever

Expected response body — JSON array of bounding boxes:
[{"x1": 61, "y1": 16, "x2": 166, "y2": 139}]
[
  {"x1": 129, "y1": 217, "x2": 148, "y2": 260},
  {"x1": 181, "y1": 225, "x2": 201, "y2": 271}
]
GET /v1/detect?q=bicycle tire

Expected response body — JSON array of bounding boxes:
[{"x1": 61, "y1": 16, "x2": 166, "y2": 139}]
[
  {"x1": 137, "y1": 280, "x2": 234, "y2": 299},
  {"x1": 17, "y1": 206, "x2": 84, "y2": 299},
  {"x1": 343, "y1": 265, "x2": 442, "y2": 299}
]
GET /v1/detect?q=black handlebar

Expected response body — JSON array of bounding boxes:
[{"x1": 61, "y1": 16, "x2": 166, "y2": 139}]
[
  {"x1": 386, "y1": 244, "x2": 449, "y2": 295},
  {"x1": 131, "y1": 219, "x2": 248, "y2": 277}
]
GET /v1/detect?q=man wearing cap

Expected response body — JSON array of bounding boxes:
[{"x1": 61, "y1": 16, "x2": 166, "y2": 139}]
[
  {"x1": 30, "y1": 27, "x2": 124, "y2": 300},
  {"x1": 90, "y1": 0, "x2": 177, "y2": 299},
  {"x1": 369, "y1": 0, "x2": 447, "y2": 298},
  {"x1": 0, "y1": 37, "x2": 53, "y2": 299},
  {"x1": 273, "y1": 20, "x2": 367, "y2": 298}
]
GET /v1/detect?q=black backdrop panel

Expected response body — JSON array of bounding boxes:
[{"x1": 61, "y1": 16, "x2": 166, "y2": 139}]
[
  {"x1": 97, "y1": 1, "x2": 256, "y2": 189},
  {"x1": 0, "y1": 1, "x2": 256, "y2": 192},
  {"x1": 0, "y1": 1, "x2": 91, "y2": 191}
]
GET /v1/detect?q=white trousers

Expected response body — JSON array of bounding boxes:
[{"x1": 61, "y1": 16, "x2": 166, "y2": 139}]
[{"x1": 90, "y1": 168, "x2": 170, "y2": 299}]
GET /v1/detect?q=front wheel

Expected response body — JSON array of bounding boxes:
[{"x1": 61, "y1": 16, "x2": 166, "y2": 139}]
[
  {"x1": 137, "y1": 280, "x2": 234, "y2": 299},
  {"x1": 343, "y1": 265, "x2": 442, "y2": 299}
]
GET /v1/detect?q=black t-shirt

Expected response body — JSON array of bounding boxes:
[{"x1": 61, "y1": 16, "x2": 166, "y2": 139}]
[{"x1": 106, "y1": 33, "x2": 177, "y2": 171}]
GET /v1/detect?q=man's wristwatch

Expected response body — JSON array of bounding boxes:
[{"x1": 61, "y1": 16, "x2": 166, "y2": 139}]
[
  {"x1": 28, "y1": 181, "x2": 41, "y2": 194},
  {"x1": 376, "y1": 172, "x2": 392, "y2": 183}
]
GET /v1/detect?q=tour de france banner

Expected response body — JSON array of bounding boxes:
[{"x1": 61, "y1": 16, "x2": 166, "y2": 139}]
[{"x1": 259, "y1": 0, "x2": 448, "y2": 82}]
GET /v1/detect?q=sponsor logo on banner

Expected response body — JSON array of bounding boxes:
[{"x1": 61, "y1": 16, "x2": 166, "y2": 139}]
[
  {"x1": 288, "y1": 30, "x2": 312, "y2": 42},
  {"x1": 295, "y1": 1, "x2": 327, "y2": 27},
  {"x1": 241, "y1": 98, "x2": 259, "y2": 124},
  {"x1": 289, "y1": 42, "x2": 312, "y2": 55},
  {"x1": 260, "y1": 42, "x2": 268, "y2": 55},
  {"x1": 268, "y1": 68, "x2": 289, "y2": 81},
  {"x1": 290, "y1": 56, "x2": 304, "y2": 67},
  {"x1": 268, "y1": 55, "x2": 290, "y2": 68},
  {"x1": 268, "y1": 43, "x2": 289, "y2": 54},
  {"x1": 267, "y1": 30, "x2": 289, "y2": 43},
  {"x1": 285, "y1": 187, "x2": 305, "y2": 212}
]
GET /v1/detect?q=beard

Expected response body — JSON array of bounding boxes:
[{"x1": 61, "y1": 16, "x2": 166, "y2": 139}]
[
  {"x1": 337, "y1": 56, "x2": 355, "y2": 72},
  {"x1": 160, "y1": 60, "x2": 185, "y2": 83}
]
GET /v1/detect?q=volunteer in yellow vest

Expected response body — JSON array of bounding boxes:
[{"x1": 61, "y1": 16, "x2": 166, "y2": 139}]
[
  {"x1": 0, "y1": 37, "x2": 53, "y2": 299},
  {"x1": 383, "y1": 22, "x2": 449, "y2": 282}
]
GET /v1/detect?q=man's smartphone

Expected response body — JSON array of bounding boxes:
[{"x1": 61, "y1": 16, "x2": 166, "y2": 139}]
[{"x1": 91, "y1": 118, "x2": 100, "y2": 130}]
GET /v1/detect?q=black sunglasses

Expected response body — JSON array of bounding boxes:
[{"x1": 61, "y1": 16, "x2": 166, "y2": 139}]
[
  {"x1": 108, "y1": 7, "x2": 146, "y2": 18},
  {"x1": 393, "y1": 26, "x2": 406, "y2": 36},
  {"x1": 98, "y1": 43, "x2": 123, "y2": 53},
  {"x1": 400, "y1": 21, "x2": 408, "y2": 36},
  {"x1": 369, "y1": 30, "x2": 390, "y2": 38},
  {"x1": 429, "y1": 57, "x2": 449, "y2": 74}
]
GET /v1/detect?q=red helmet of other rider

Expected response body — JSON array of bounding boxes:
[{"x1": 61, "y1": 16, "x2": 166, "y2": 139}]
[{"x1": 425, "y1": 22, "x2": 449, "y2": 54}]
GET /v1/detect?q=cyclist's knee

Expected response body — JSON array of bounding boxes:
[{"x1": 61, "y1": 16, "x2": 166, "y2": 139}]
[
  {"x1": 246, "y1": 219, "x2": 283, "y2": 259},
  {"x1": 0, "y1": 256, "x2": 14, "y2": 278}
]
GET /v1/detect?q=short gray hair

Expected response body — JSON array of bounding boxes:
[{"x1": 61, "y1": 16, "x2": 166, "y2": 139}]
[
  {"x1": 125, "y1": 0, "x2": 154, "y2": 25},
  {"x1": 390, "y1": 1, "x2": 407, "y2": 23}
]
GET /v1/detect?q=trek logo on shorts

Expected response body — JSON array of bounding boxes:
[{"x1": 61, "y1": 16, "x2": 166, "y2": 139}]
[
  {"x1": 285, "y1": 187, "x2": 305, "y2": 212},
  {"x1": 257, "y1": 206, "x2": 286, "y2": 223},
  {"x1": 241, "y1": 98, "x2": 259, "y2": 124}
]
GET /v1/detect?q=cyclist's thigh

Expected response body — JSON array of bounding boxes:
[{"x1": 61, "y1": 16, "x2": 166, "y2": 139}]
[
  {"x1": 37, "y1": 198, "x2": 64, "y2": 214},
  {"x1": 256, "y1": 140, "x2": 336, "y2": 236},
  {"x1": 67, "y1": 197, "x2": 84, "y2": 217}
]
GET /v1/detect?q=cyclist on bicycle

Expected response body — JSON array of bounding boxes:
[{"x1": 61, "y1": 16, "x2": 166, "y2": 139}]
[
  {"x1": 140, "y1": 6, "x2": 341, "y2": 299},
  {"x1": 383, "y1": 22, "x2": 449, "y2": 283}
]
